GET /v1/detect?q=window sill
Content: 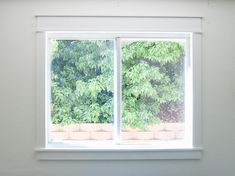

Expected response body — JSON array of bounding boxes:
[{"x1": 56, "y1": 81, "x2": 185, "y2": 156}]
[{"x1": 35, "y1": 147, "x2": 202, "y2": 160}]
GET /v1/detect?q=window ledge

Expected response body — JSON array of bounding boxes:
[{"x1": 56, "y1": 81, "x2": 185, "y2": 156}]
[{"x1": 35, "y1": 147, "x2": 202, "y2": 160}]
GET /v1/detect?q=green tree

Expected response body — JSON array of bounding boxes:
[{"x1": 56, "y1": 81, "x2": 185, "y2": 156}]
[
  {"x1": 122, "y1": 41, "x2": 184, "y2": 128},
  {"x1": 50, "y1": 39, "x2": 184, "y2": 129}
]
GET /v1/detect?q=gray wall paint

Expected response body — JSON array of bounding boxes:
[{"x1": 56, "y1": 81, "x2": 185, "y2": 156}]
[{"x1": 0, "y1": 0, "x2": 234, "y2": 176}]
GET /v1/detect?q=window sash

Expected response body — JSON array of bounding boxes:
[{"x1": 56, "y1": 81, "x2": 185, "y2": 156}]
[
  {"x1": 46, "y1": 32, "x2": 192, "y2": 146},
  {"x1": 114, "y1": 37, "x2": 122, "y2": 144}
]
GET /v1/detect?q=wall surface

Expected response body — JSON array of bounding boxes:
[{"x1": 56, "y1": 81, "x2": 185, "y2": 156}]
[{"x1": 0, "y1": 0, "x2": 235, "y2": 176}]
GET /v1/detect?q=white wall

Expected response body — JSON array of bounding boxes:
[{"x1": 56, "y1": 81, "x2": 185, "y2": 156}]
[{"x1": 0, "y1": 0, "x2": 235, "y2": 176}]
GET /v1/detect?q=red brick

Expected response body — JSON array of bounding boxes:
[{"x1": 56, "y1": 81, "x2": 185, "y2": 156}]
[
  {"x1": 61, "y1": 124, "x2": 80, "y2": 132},
  {"x1": 156, "y1": 131, "x2": 175, "y2": 140},
  {"x1": 165, "y1": 123, "x2": 185, "y2": 131},
  {"x1": 79, "y1": 123, "x2": 101, "y2": 132},
  {"x1": 121, "y1": 132, "x2": 135, "y2": 140},
  {"x1": 90, "y1": 132, "x2": 112, "y2": 140},
  {"x1": 69, "y1": 132, "x2": 90, "y2": 140},
  {"x1": 100, "y1": 123, "x2": 113, "y2": 132},
  {"x1": 134, "y1": 132, "x2": 154, "y2": 140},
  {"x1": 50, "y1": 132, "x2": 68, "y2": 141},
  {"x1": 50, "y1": 124, "x2": 63, "y2": 132},
  {"x1": 147, "y1": 124, "x2": 165, "y2": 131}
]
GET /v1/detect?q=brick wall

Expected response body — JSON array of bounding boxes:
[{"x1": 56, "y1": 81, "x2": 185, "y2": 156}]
[{"x1": 50, "y1": 123, "x2": 184, "y2": 141}]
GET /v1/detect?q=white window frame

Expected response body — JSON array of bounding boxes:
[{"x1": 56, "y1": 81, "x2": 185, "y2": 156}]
[{"x1": 36, "y1": 16, "x2": 202, "y2": 160}]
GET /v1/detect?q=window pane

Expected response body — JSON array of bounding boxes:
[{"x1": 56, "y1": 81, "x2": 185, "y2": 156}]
[
  {"x1": 49, "y1": 40, "x2": 114, "y2": 145},
  {"x1": 121, "y1": 39, "x2": 185, "y2": 143}
]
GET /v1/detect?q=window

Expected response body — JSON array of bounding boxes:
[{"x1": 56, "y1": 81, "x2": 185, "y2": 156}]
[{"x1": 36, "y1": 16, "x2": 202, "y2": 160}]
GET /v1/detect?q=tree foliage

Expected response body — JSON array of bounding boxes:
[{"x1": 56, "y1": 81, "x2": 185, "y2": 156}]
[{"x1": 50, "y1": 39, "x2": 184, "y2": 129}]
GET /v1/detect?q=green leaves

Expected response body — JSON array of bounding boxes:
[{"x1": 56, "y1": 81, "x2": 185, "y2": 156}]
[
  {"x1": 50, "y1": 39, "x2": 184, "y2": 129},
  {"x1": 122, "y1": 40, "x2": 184, "y2": 129},
  {"x1": 51, "y1": 40, "x2": 114, "y2": 125},
  {"x1": 122, "y1": 41, "x2": 183, "y2": 64}
]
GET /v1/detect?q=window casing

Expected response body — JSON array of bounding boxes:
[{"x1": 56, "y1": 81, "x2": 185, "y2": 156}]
[{"x1": 36, "y1": 16, "x2": 202, "y2": 160}]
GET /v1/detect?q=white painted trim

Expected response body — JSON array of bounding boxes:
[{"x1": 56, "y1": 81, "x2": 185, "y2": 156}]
[
  {"x1": 46, "y1": 32, "x2": 192, "y2": 40},
  {"x1": 36, "y1": 16, "x2": 202, "y2": 33},
  {"x1": 36, "y1": 32, "x2": 47, "y2": 148},
  {"x1": 36, "y1": 15, "x2": 203, "y2": 18},
  {"x1": 184, "y1": 35, "x2": 193, "y2": 147},
  {"x1": 36, "y1": 16, "x2": 203, "y2": 160},
  {"x1": 35, "y1": 148, "x2": 202, "y2": 160},
  {"x1": 46, "y1": 33, "x2": 52, "y2": 147},
  {"x1": 192, "y1": 33, "x2": 202, "y2": 148}
]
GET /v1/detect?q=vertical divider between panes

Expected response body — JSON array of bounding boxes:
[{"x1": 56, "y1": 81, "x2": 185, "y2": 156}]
[{"x1": 114, "y1": 37, "x2": 122, "y2": 144}]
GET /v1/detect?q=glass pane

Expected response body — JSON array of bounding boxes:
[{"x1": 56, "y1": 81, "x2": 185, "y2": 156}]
[
  {"x1": 48, "y1": 40, "x2": 114, "y2": 146},
  {"x1": 121, "y1": 39, "x2": 185, "y2": 143}
]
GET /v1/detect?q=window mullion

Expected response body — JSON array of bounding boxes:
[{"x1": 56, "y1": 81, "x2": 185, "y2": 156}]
[{"x1": 114, "y1": 37, "x2": 122, "y2": 144}]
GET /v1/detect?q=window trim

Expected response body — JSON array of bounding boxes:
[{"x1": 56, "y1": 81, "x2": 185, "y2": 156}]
[
  {"x1": 36, "y1": 16, "x2": 202, "y2": 160},
  {"x1": 35, "y1": 148, "x2": 202, "y2": 160}
]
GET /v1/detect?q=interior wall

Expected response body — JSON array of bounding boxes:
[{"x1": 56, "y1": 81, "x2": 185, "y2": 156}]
[{"x1": 0, "y1": 0, "x2": 235, "y2": 176}]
